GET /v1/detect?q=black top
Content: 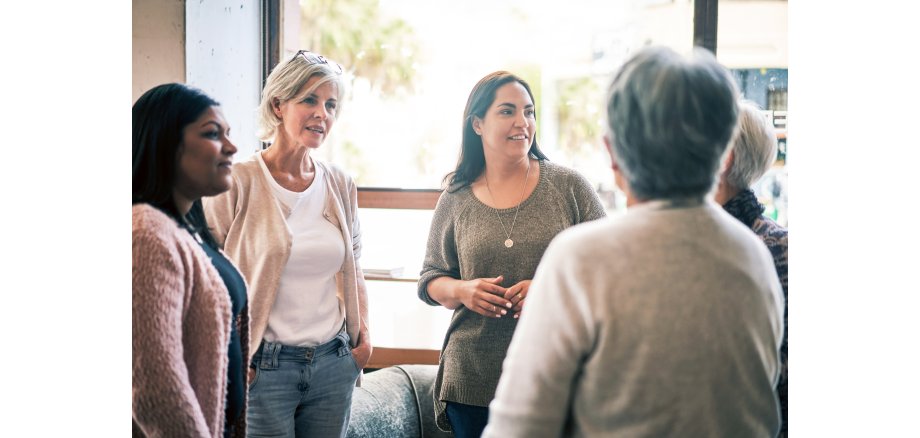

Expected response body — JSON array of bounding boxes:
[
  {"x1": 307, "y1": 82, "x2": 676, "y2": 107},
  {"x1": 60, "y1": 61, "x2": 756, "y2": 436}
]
[
  {"x1": 723, "y1": 188, "x2": 789, "y2": 437},
  {"x1": 195, "y1": 234, "x2": 247, "y2": 438}
]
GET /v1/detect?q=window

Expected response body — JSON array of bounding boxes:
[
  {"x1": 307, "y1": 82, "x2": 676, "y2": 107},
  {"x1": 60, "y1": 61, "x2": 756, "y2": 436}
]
[
  {"x1": 276, "y1": 0, "x2": 789, "y2": 349},
  {"x1": 719, "y1": 0, "x2": 788, "y2": 227}
]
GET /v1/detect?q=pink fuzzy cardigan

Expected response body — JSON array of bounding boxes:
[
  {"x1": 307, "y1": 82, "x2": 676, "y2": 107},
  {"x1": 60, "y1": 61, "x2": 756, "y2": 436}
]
[{"x1": 132, "y1": 204, "x2": 249, "y2": 437}]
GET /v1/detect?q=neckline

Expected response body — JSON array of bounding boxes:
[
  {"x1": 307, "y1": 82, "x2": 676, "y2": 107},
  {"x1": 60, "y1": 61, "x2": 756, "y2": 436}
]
[
  {"x1": 631, "y1": 196, "x2": 710, "y2": 213},
  {"x1": 469, "y1": 159, "x2": 545, "y2": 212},
  {"x1": 256, "y1": 151, "x2": 322, "y2": 196}
]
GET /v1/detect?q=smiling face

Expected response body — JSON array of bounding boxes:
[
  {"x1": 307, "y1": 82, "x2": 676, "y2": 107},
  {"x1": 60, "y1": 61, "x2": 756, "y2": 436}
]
[
  {"x1": 472, "y1": 81, "x2": 536, "y2": 162},
  {"x1": 174, "y1": 106, "x2": 237, "y2": 201},
  {"x1": 274, "y1": 75, "x2": 339, "y2": 149}
]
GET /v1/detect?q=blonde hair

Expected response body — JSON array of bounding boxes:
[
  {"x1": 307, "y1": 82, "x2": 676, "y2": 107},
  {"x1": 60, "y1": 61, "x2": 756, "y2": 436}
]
[{"x1": 256, "y1": 53, "x2": 345, "y2": 142}]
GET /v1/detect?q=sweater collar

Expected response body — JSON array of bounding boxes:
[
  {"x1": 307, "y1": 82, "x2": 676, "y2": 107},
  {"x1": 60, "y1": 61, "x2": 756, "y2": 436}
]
[{"x1": 722, "y1": 188, "x2": 764, "y2": 227}]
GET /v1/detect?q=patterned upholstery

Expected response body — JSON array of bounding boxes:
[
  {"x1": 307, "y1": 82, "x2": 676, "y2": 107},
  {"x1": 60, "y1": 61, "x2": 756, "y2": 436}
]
[{"x1": 347, "y1": 365, "x2": 453, "y2": 438}]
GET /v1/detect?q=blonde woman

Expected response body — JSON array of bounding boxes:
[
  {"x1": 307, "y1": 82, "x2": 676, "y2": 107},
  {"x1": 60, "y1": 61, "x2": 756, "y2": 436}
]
[{"x1": 205, "y1": 51, "x2": 370, "y2": 438}]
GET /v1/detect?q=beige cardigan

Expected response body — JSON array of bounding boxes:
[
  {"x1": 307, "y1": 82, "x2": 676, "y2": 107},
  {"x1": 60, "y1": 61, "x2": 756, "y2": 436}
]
[
  {"x1": 132, "y1": 204, "x2": 249, "y2": 438},
  {"x1": 203, "y1": 154, "x2": 368, "y2": 359}
]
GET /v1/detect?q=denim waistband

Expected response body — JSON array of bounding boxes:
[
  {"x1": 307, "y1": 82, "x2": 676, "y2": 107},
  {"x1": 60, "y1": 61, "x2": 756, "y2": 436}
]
[{"x1": 253, "y1": 331, "x2": 351, "y2": 368}]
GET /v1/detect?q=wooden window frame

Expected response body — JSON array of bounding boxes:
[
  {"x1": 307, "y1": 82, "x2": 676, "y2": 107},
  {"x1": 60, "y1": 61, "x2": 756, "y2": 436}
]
[
  {"x1": 694, "y1": 0, "x2": 718, "y2": 55},
  {"x1": 357, "y1": 187, "x2": 441, "y2": 210},
  {"x1": 261, "y1": 0, "x2": 281, "y2": 90}
]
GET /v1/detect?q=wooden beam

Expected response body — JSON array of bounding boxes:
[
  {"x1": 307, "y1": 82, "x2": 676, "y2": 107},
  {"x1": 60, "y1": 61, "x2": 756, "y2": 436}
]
[
  {"x1": 357, "y1": 188, "x2": 442, "y2": 210},
  {"x1": 365, "y1": 347, "x2": 440, "y2": 369},
  {"x1": 261, "y1": 0, "x2": 281, "y2": 151},
  {"x1": 693, "y1": 0, "x2": 718, "y2": 55},
  {"x1": 261, "y1": 0, "x2": 281, "y2": 89}
]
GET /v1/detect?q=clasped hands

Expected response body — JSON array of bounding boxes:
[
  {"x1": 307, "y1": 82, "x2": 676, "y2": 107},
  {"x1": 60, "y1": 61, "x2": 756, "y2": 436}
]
[{"x1": 459, "y1": 275, "x2": 531, "y2": 319}]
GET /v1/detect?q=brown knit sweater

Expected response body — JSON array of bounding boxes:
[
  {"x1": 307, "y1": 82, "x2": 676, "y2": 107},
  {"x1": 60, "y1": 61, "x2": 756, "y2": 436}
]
[
  {"x1": 418, "y1": 160, "x2": 607, "y2": 431},
  {"x1": 132, "y1": 204, "x2": 249, "y2": 438}
]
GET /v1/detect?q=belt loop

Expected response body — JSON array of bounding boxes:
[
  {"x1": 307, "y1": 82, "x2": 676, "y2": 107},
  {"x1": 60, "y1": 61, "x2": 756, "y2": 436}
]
[
  {"x1": 258, "y1": 342, "x2": 269, "y2": 369},
  {"x1": 259, "y1": 342, "x2": 280, "y2": 369},
  {"x1": 336, "y1": 331, "x2": 350, "y2": 357},
  {"x1": 271, "y1": 342, "x2": 281, "y2": 368}
]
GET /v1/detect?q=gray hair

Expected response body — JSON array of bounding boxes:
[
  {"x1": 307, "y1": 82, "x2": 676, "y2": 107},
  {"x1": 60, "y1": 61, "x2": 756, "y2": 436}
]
[
  {"x1": 256, "y1": 53, "x2": 345, "y2": 142},
  {"x1": 605, "y1": 46, "x2": 740, "y2": 200},
  {"x1": 725, "y1": 101, "x2": 778, "y2": 189}
]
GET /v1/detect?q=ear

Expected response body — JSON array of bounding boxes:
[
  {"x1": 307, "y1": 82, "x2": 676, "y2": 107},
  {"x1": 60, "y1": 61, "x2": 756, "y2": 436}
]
[
  {"x1": 720, "y1": 148, "x2": 735, "y2": 177},
  {"x1": 272, "y1": 97, "x2": 283, "y2": 117},
  {"x1": 471, "y1": 116, "x2": 483, "y2": 136},
  {"x1": 603, "y1": 135, "x2": 616, "y2": 171},
  {"x1": 605, "y1": 134, "x2": 629, "y2": 196}
]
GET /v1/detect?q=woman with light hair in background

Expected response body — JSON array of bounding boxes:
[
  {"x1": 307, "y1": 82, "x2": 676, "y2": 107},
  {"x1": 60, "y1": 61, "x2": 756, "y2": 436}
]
[
  {"x1": 715, "y1": 100, "x2": 789, "y2": 437},
  {"x1": 484, "y1": 47, "x2": 784, "y2": 437},
  {"x1": 204, "y1": 51, "x2": 370, "y2": 438}
]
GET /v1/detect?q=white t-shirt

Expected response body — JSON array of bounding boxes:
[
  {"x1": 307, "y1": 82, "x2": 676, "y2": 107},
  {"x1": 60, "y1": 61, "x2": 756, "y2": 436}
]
[{"x1": 257, "y1": 153, "x2": 346, "y2": 347}]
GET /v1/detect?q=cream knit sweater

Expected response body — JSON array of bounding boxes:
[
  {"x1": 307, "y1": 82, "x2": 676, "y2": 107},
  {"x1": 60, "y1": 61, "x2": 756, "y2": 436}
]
[
  {"x1": 484, "y1": 200, "x2": 784, "y2": 437},
  {"x1": 203, "y1": 155, "x2": 368, "y2": 358}
]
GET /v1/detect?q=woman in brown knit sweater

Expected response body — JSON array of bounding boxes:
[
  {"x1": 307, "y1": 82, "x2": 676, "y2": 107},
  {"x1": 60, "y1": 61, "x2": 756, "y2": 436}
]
[
  {"x1": 418, "y1": 71, "x2": 606, "y2": 437},
  {"x1": 132, "y1": 83, "x2": 249, "y2": 438}
]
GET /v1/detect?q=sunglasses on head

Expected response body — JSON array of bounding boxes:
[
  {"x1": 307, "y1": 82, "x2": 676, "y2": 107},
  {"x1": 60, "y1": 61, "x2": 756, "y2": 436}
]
[{"x1": 293, "y1": 50, "x2": 343, "y2": 75}]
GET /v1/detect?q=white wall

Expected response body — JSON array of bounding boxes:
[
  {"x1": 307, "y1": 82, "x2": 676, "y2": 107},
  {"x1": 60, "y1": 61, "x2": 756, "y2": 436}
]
[{"x1": 185, "y1": 1, "x2": 262, "y2": 159}]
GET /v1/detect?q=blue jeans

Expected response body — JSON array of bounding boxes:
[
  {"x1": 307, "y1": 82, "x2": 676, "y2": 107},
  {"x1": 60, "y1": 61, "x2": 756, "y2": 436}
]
[
  {"x1": 445, "y1": 401, "x2": 490, "y2": 438},
  {"x1": 247, "y1": 333, "x2": 360, "y2": 438}
]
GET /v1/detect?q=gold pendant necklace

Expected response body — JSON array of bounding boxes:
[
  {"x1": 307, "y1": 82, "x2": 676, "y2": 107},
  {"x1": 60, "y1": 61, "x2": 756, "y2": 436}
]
[{"x1": 485, "y1": 161, "x2": 532, "y2": 248}]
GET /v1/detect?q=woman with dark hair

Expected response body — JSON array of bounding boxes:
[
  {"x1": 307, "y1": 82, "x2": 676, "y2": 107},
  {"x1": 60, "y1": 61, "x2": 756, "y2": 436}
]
[
  {"x1": 132, "y1": 83, "x2": 249, "y2": 438},
  {"x1": 417, "y1": 71, "x2": 607, "y2": 437}
]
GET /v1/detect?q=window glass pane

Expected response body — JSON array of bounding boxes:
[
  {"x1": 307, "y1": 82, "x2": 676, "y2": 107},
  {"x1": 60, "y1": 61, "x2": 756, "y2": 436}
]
[
  {"x1": 358, "y1": 207, "x2": 431, "y2": 278},
  {"x1": 358, "y1": 207, "x2": 453, "y2": 349},
  {"x1": 298, "y1": 0, "x2": 696, "y2": 214},
  {"x1": 292, "y1": 0, "x2": 789, "y2": 348},
  {"x1": 366, "y1": 279, "x2": 453, "y2": 349},
  {"x1": 719, "y1": 0, "x2": 789, "y2": 226}
]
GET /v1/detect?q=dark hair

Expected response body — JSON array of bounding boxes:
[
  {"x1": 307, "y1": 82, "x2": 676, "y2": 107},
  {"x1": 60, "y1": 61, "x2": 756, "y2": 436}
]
[
  {"x1": 132, "y1": 83, "x2": 221, "y2": 248},
  {"x1": 443, "y1": 71, "x2": 547, "y2": 192}
]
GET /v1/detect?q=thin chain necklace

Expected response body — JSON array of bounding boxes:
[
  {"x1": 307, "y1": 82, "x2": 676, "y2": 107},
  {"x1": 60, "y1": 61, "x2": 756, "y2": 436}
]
[{"x1": 485, "y1": 160, "x2": 532, "y2": 248}]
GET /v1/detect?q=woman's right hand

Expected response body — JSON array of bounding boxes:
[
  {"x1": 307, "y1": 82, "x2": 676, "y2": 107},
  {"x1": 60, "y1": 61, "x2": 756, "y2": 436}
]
[{"x1": 457, "y1": 275, "x2": 513, "y2": 318}]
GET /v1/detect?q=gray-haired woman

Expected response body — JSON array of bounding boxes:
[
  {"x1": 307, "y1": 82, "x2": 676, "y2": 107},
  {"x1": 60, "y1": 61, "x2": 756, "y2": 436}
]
[
  {"x1": 485, "y1": 47, "x2": 785, "y2": 438},
  {"x1": 204, "y1": 51, "x2": 370, "y2": 438},
  {"x1": 715, "y1": 100, "x2": 789, "y2": 437}
]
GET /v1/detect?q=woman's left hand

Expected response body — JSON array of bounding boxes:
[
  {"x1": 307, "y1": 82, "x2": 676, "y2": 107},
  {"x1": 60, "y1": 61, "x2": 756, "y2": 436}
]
[
  {"x1": 504, "y1": 280, "x2": 532, "y2": 319},
  {"x1": 351, "y1": 331, "x2": 373, "y2": 371}
]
